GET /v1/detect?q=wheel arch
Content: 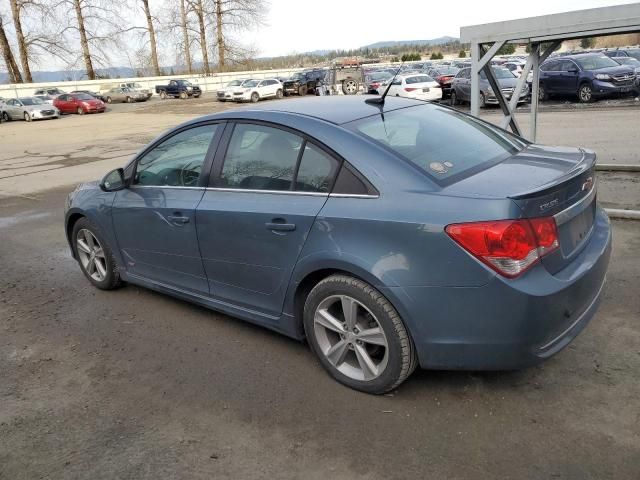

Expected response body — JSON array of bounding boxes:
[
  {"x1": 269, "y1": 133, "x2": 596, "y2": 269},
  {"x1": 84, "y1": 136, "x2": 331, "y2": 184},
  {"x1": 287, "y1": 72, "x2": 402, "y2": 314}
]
[{"x1": 65, "y1": 211, "x2": 86, "y2": 259}]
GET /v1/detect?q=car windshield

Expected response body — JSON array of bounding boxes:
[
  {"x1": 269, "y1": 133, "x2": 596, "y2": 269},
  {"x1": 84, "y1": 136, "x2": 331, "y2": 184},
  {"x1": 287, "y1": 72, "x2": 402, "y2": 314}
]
[
  {"x1": 615, "y1": 57, "x2": 640, "y2": 66},
  {"x1": 405, "y1": 75, "x2": 434, "y2": 84},
  {"x1": 244, "y1": 80, "x2": 259, "y2": 87},
  {"x1": 180, "y1": 81, "x2": 192, "y2": 86},
  {"x1": 435, "y1": 67, "x2": 460, "y2": 75},
  {"x1": 347, "y1": 104, "x2": 527, "y2": 183},
  {"x1": 291, "y1": 73, "x2": 305, "y2": 80},
  {"x1": 228, "y1": 80, "x2": 242, "y2": 86},
  {"x1": 480, "y1": 68, "x2": 515, "y2": 79},
  {"x1": 19, "y1": 97, "x2": 43, "y2": 105},
  {"x1": 575, "y1": 56, "x2": 618, "y2": 70},
  {"x1": 75, "y1": 94, "x2": 93, "y2": 100}
]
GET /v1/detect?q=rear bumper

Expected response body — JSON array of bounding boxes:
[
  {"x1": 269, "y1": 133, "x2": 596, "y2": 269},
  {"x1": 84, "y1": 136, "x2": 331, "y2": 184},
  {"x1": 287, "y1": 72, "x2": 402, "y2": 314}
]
[{"x1": 384, "y1": 207, "x2": 612, "y2": 370}]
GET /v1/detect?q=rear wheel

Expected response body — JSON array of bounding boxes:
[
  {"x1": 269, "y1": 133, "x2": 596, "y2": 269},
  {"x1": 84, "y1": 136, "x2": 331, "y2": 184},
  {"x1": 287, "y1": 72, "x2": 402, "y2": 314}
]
[
  {"x1": 250, "y1": 92, "x2": 259, "y2": 103},
  {"x1": 298, "y1": 85, "x2": 308, "y2": 96},
  {"x1": 304, "y1": 275, "x2": 417, "y2": 394},
  {"x1": 276, "y1": 89, "x2": 283, "y2": 99},
  {"x1": 24, "y1": 112, "x2": 31, "y2": 122},
  {"x1": 480, "y1": 92, "x2": 487, "y2": 108},
  {"x1": 2, "y1": 112, "x2": 10, "y2": 122},
  {"x1": 538, "y1": 84, "x2": 549, "y2": 101},
  {"x1": 106, "y1": 97, "x2": 112, "y2": 104},
  {"x1": 180, "y1": 91, "x2": 188, "y2": 99},
  {"x1": 578, "y1": 83, "x2": 593, "y2": 103},
  {"x1": 72, "y1": 218, "x2": 122, "y2": 290}
]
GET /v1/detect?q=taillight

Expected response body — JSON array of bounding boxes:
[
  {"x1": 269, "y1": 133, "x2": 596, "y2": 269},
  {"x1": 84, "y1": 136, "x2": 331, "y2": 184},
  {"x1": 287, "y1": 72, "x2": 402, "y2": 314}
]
[
  {"x1": 445, "y1": 217, "x2": 559, "y2": 278},
  {"x1": 371, "y1": 82, "x2": 380, "y2": 89},
  {"x1": 404, "y1": 87, "x2": 418, "y2": 92}
]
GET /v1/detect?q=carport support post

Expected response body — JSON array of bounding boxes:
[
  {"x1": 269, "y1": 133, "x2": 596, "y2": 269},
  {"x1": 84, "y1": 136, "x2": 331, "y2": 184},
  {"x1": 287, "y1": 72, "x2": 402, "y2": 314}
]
[
  {"x1": 470, "y1": 40, "x2": 505, "y2": 117},
  {"x1": 530, "y1": 43, "x2": 541, "y2": 142}
]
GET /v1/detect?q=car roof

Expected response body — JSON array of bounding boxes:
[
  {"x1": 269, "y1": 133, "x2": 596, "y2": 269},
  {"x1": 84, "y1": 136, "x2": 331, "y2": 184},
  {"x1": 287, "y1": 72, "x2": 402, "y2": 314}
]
[{"x1": 205, "y1": 96, "x2": 426, "y2": 125}]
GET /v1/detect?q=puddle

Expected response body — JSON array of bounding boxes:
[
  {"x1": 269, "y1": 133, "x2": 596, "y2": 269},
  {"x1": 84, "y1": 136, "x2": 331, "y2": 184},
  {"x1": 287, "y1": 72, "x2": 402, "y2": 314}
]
[{"x1": 0, "y1": 210, "x2": 52, "y2": 229}]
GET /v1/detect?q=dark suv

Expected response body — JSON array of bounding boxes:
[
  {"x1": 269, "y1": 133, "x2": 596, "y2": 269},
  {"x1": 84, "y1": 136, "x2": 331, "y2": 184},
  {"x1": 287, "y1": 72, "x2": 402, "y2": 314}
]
[
  {"x1": 283, "y1": 69, "x2": 327, "y2": 96},
  {"x1": 539, "y1": 53, "x2": 636, "y2": 102},
  {"x1": 603, "y1": 48, "x2": 640, "y2": 61}
]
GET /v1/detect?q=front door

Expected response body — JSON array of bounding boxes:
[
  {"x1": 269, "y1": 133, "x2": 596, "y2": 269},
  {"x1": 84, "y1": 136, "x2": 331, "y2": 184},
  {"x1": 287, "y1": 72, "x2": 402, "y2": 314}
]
[
  {"x1": 196, "y1": 122, "x2": 339, "y2": 316},
  {"x1": 112, "y1": 123, "x2": 222, "y2": 294},
  {"x1": 5, "y1": 99, "x2": 21, "y2": 119}
]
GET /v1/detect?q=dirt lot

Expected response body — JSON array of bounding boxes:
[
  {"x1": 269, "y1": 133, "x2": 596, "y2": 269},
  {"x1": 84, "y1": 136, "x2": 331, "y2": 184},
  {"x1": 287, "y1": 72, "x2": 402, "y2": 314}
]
[{"x1": 1, "y1": 95, "x2": 639, "y2": 479}]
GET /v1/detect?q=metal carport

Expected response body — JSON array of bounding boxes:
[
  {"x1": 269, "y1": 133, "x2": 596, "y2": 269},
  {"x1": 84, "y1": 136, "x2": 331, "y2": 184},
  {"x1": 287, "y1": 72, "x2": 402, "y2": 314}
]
[{"x1": 460, "y1": 3, "x2": 640, "y2": 141}]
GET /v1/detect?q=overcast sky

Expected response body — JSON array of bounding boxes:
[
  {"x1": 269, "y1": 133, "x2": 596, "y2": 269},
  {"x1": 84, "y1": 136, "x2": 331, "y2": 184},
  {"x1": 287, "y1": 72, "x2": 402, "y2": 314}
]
[{"x1": 251, "y1": 0, "x2": 637, "y2": 57}]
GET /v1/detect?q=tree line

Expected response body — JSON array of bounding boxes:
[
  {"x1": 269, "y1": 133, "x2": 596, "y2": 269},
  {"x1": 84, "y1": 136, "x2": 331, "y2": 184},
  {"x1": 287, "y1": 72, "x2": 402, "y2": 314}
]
[{"x1": 0, "y1": 0, "x2": 266, "y2": 82}]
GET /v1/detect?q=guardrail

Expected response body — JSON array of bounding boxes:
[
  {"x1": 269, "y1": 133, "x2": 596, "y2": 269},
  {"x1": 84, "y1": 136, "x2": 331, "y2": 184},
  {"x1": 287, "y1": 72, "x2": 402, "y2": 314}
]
[{"x1": 0, "y1": 67, "x2": 305, "y2": 99}]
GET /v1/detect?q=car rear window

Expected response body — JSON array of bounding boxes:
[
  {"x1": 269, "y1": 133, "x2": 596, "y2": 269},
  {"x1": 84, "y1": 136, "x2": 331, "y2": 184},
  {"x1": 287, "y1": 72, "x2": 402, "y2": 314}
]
[
  {"x1": 405, "y1": 75, "x2": 434, "y2": 84},
  {"x1": 347, "y1": 104, "x2": 527, "y2": 183}
]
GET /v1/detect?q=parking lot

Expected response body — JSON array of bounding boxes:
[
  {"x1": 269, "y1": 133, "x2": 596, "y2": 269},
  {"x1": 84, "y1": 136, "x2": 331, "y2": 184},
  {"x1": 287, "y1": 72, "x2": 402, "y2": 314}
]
[{"x1": 1, "y1": 94, "x2": 639, "y2": 479}]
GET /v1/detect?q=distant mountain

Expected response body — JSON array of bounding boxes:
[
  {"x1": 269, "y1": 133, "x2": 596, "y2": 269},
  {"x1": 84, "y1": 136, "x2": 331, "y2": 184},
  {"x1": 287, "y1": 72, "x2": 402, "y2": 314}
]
[{"x1": 362, "y1": 37, "x2": 459, "y2": 49}]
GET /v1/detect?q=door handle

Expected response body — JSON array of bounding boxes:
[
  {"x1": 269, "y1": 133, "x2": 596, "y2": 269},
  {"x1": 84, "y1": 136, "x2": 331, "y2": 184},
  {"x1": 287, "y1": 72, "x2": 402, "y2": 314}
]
[
  {"x1": 167, "y1": 215, "x2": 190, "y2": 225},
  {"x1": 266, "y1": 220, "x2": 296, "y2": 232}
]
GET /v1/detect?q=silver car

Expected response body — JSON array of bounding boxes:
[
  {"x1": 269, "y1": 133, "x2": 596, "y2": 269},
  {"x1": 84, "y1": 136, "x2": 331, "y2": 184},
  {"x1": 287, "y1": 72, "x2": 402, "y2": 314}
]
[
  {"x1": 104, "y1": 88, "x2": 148, "y2": 104},
  {"x1": 451, "y1": 67, "x2": 529, "y2": 107},
  {"x1": 1, "y1": 97, "x2": 60, "y2": 122}
]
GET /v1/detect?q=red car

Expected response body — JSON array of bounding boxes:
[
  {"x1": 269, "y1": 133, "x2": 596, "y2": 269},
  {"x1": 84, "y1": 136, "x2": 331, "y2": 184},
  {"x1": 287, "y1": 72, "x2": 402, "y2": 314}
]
[
  {"x1": 427, "y1": 67, "x2": 461, "y2": 98},
  {"x1": 53, "y1": 93, "x2": 106, "y2": 115}
]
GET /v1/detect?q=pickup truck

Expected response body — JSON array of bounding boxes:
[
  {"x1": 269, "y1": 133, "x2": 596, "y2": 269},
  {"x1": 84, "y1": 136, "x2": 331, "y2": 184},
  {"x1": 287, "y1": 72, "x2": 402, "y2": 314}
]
[
  {"x1": 155, "y1": 80, "x2": 202, "y2": 99},
  {"x1": 283, "y1": 69, "x2": 327, "y2": 96}
]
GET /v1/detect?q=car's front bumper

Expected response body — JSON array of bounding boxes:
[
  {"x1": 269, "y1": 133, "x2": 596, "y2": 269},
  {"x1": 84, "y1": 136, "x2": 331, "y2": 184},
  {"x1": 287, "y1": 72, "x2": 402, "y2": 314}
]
[
  {"x1": 383, "y1": 207, "x2": 612, "y2": 370},
  {"x1": 592, "y1": 79, "x2": 637, "y2": 96},
  {"x1": 30, "y1": 110, "x2": 59, "y2": 119},
  {"x1": 232, "y1": 92, "x2": 252, "y2": 101}
]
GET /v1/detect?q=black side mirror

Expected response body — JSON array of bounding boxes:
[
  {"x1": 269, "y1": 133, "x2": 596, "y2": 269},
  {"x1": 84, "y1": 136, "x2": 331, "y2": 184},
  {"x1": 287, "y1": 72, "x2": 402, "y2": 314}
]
[{"x1": 100, "y1": 168, "x2": 126, "y2": 192}]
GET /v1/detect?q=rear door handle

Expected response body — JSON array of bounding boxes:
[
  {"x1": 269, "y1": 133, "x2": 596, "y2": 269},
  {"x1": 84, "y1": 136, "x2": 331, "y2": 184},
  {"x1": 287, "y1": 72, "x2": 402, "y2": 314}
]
[
  {"x1": 266, "y1": 220, "x2": 296, "y2": 232},
  {"x1": 167, "y1": 215, "x2": 190, "y2": 225}
]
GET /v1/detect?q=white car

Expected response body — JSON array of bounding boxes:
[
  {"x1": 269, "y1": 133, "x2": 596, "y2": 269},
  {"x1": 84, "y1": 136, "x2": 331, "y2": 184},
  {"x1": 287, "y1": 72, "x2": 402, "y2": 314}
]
[
  {"x1": 217, "y1": 79, "x2": 254, "y2": 102},
  {"x1": 232, "y1": 78, "x2": 283, "y2": 103},
  {"x1": 504, "y1": 62, "x2": 525, "y2": 77},
  {"x1": 383, "y1": 74, "x2": 443, "y2": 101}
]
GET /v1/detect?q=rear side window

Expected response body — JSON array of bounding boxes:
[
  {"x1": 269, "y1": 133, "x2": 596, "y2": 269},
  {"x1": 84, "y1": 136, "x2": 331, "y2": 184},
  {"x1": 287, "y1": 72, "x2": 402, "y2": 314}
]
[
  {"x1": 220, "y1": 124, "x2": 303, "y2": 191},
  {"x1": 295, "y1": 143, "x2": 339, "y2": 192},
  {"x1": 347, "y1": 104, "x2": 527, "y2": 184}
]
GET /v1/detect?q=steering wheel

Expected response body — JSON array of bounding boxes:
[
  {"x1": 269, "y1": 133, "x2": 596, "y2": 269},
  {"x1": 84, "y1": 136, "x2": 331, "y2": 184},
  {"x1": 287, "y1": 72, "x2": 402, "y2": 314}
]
[{"x1": 180, "y1": 160, "x2": 201, "y2": 187}]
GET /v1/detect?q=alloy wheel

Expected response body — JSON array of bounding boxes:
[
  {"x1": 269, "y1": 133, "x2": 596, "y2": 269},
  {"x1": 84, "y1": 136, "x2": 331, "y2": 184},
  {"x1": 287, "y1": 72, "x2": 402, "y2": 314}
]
[
  {"x1": 579, "y1": 85, "x2": 592, "y2": 102},
  {"x1": 313, "y1": 295, "x2": 389, "y2": 381},
  {"x1": 76, "y1": 229, "x2": 108, "y2": 282}
]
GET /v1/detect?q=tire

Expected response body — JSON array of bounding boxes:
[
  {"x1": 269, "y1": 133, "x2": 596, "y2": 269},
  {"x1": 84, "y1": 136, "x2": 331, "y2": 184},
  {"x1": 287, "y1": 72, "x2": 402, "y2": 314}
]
[
  {"x1": 72, "y1": 218, "x2": 122, "y2": 290},
  {"x1": 194, "y1": 94, "x2": 201, "y2": 98},
  {"x1": 480, "y1": 92, "x2": 487, "y2": 108},
  {"x1": 342, "y1": 79, "x2": 359, "y2": 95},
  {"x1": 250, "y1": 92, "x2": 259, "y2": 103},
  {"x1": 159, "y1": 91, "x2": 167, "y2": 100},
  {"x1": 180, "y1": 91, "x2": 188, "y2": 99},
  {"x1": 578, "y1": 83, "x2": 593, "y2": 103},
  {"x1": 106, "y1": 97, "x2": 112, "y2": 104},
  {"x1": 24, "y1": 112, "x2": 31, "y2": 122},
  {"x1": 303, "y1": 274, "x2": 417, "y2": 394},
  {"x1": 77, "y1": 106, "x2": 84, "y2": 115},
  {"x1": 2, "y1": 111, "x2": 11, "y2": 122},
  {"x1": 276, "y1": 89, "x2": 283, "y2": 99},
  {"x1": 538, "y1": 84, "x2": 549, "y2": 101},
  {"x1": 126, "y1": 96, "x2": 133, "y2": 103}
]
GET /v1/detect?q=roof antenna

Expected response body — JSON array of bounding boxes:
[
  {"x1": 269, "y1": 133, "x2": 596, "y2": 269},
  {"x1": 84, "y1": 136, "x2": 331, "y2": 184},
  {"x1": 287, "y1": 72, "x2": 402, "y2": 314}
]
[{"x1": 365, "y1": 61, "x2": 404, "y2": 106}]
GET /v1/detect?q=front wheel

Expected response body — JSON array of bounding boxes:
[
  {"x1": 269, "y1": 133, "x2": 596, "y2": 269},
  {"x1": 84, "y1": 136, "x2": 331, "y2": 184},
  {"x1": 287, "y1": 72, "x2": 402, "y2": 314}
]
[
  {"x1": 304, "y1": 275, "x2": 417, "y2": 394},
  {"x1": 298, "y1": 85, "x2": 308, "y2": 96},
  {"x1": 159, "y1": 91, "x2": 167, "y2": 100},
  {"x1": 72, "y1": 218, "x2": 122, "y2": 290},
  {"x1": 106, "y1": 97, "x2": 112, "y2": 104},
  {"x1": 451, "y1": 90, "x2": 459, "y2": 106},
  {"x1": 180, "y1": 91, "x2": 188, "y2": 99},
  {"x1": 578, "y1": 83, "x2": 593, "y2": 103},
  {"x1": 276, "y1": 89, "x2": 283, "y2": 99},
  {"x1": 480, "y1": 92, "x2": 487, "y2": 108},
  {"x1": 250, "y1": 92, "x2": 259, "y2": 103},
  {"x1": 77, "y1": 106, "x2": 84, "y2": 115},
  {"x1": 24, "y1": 112, "x2": 31, "y2": 122}
]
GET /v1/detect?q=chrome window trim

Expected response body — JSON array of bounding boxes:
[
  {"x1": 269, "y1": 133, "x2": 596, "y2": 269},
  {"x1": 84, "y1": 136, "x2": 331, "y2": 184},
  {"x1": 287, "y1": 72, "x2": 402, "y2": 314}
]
[
  {"x1": 553, "y1": 182, "x2": 596, "y2": 226},
  {"x1": 129, "y1": 185, "x2": 204, "y2": 190},
  {"x1": 203, "y1": 187, "x2": 379, "y2": 198},
  {"x1": 329, "y1": 193, "x2": 379, "y2": 199}
]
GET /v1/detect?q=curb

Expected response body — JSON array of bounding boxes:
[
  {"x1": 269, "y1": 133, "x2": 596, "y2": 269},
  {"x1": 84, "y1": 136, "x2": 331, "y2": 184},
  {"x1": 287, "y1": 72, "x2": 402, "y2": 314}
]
[
  {"x1": 605, "y1": 208, "x2": 640, "y2": 220},
  {"x1": 597, "y1": 164, "x2": 640, "y2": 172}
]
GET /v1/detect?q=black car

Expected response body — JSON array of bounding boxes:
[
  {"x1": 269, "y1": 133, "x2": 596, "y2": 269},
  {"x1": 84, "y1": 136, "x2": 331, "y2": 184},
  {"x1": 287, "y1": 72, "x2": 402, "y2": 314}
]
[
  {"x1": 155, "y1": 80, "x2": 202, "y2": 99},
  {"x1": 283, "y1": 69, "x2": 327, "y2": 96}
]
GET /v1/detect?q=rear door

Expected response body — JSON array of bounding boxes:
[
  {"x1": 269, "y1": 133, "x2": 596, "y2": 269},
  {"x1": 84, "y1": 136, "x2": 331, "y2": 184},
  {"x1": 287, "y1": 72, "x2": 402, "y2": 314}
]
[
  {"x1": 111, "y1": 122, "x2": 223, "y2": 294},
  {"x1": 196, "y1": 122, "x2": 340, "y2": 316},
  {"x1": 558, "y1": 60, "x2": 580, "y2": 94}
]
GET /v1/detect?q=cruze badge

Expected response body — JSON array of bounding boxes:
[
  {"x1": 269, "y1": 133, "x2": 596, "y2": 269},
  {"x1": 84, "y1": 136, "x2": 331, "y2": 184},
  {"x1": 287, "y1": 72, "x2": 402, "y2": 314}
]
[{"x1": 539, "y1": 198, "x2": 559, "y2": 212}]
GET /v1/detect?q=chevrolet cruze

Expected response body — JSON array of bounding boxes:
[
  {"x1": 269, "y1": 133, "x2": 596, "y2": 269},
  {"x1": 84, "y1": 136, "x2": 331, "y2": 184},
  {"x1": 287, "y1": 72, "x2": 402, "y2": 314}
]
[{"x1": 65, "y1": 96, "x2": 611, "y2": 394}]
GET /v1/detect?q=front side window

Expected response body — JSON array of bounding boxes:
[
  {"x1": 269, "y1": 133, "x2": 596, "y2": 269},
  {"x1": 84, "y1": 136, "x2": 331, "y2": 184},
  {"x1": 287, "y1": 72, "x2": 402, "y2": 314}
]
[
  {"x1": 575, "y1": 55, "x2": 618, "y2": 70},
  {"x1": 347, "y1": 104, "x2": 527, "y2": 184},
  {"x1": 135, "y1": 124, "x2": 218, "y2": 187},
  {"x1": 220, "y1": 124, "x2": 303, "y2": 191}
]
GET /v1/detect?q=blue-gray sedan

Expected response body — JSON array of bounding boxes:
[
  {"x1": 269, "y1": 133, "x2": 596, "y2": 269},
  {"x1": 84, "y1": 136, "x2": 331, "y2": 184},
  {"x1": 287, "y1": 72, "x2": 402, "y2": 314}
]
[{"x1": 64, "y1": 96, "x2": 611, "y2": 394}]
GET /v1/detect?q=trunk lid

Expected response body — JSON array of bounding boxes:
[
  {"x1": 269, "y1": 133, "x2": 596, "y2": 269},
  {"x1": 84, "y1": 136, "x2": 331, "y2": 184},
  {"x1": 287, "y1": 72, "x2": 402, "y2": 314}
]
[{"x1": 446, "y1": 144, "x2": 597, "y2": 274}]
